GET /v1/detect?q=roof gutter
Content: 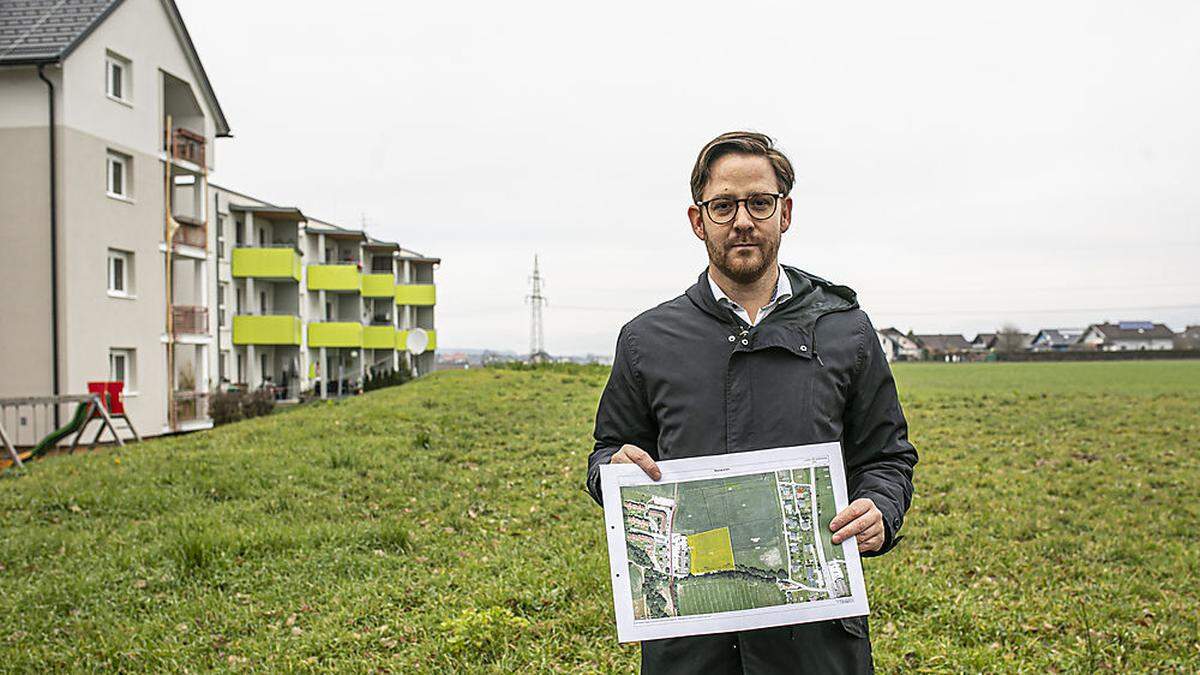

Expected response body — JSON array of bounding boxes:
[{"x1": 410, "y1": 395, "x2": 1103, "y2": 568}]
[{"x1": 37, "y1": 62, "x2": 61, "y2": 426}]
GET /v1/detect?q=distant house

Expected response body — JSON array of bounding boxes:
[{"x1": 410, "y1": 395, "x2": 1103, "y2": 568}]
[
  {"x1": 970, "y1": 333, "x2": 996, "y2": 351},
  {"x1": 911, "y1": 334, "x2": 973, "y2": 362},
  {"x1": 1176, "y1": 326, "x2": 1200, "y2": 350},
  {"x1": 877, "y1": 328, "x2": 922, "y2": 362},
  {"x1": 1077, "y1": 321, "x2": 1175, "y2": 351},
  {"x1": 973, "y1": 331, "x2": 1034, "y2": 352},
  {"x1": 1030, "y1": 328, "x2": 1084, "y2": 352}
]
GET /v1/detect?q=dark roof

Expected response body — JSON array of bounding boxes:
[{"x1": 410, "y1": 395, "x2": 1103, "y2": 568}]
[
  {"x1": 971, "y1": 332, "x2": 996, "y2": 345},
  {"x1": 1089, "y1": 322, "x2": 1175, "y2": 341},
  {"x1": 1032, "y1": 328, "x2": 1083, "y2": 346},
  {"x1": 0, "y1": 0, "x2": 230, "y2": 136},
  {"x1": 912, "y1": 334, "x2": 972, "y2": 352},
  {"x1": 0, "y1": 0, "x2": 120, "y2": 63}
]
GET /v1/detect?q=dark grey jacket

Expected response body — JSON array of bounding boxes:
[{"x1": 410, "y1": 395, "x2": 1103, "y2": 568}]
[{"x1": 587, "y1": 264, "x2": 918, "y2": 556}]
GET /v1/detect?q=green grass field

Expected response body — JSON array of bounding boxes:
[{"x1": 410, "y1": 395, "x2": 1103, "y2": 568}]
[{"x1": 1, "y1": 361, "x2": 1198, "y2": 671}]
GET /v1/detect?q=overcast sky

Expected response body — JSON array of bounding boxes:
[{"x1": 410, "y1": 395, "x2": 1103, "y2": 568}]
[{"x1": 180, "y1": 1, "x2": 1200, "y2": 355}]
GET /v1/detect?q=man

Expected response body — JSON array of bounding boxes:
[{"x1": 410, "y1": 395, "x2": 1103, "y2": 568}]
[{"x1": 586, "y1": 131, "x2": 918, "y2": 674}]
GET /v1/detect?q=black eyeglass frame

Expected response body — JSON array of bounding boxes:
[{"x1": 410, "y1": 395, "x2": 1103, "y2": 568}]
[{"x1": 694, "y1": 191, "x2": 785, "y2": 224}]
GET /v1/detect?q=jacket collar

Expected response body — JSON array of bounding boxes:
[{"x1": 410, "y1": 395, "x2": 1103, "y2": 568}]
[{"x1": 685, "y1": 263, "x2": 859, "y2": 336}]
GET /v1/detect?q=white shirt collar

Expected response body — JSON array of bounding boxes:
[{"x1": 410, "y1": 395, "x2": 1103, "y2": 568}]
[{"x1": 707, "y1": 264, "x2": 792, "y2": 325}]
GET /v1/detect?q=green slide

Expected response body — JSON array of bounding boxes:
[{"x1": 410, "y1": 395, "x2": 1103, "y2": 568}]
[{"x1": 30, "y1": 401, "x2": 91, "y2": 459}]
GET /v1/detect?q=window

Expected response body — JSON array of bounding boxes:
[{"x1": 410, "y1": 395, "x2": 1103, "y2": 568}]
[
  {"x1": 105, "y1": 52, "x2": 131, "y2": 102},
  {"x1": 107, "y1": 249, "x2": 133, "y2": 296},
  {"x1": 219, "y1": 352, "x2": 228, "y2": 383},
  {"x1": 108, "y1": 348, "x2": 136, "y2": 390},
  {"x1": 217, "y1": 283, "x2": 228, "y2": 326},
  {"x1": 216, "y1": 215, "x2": 227, "y2": 259},
  {"x1": 106, "y1": 151, "x2": 130, "y2": 199},
  {"x1": 259, "y1": 290, "x2": 267, "y2": 313}
]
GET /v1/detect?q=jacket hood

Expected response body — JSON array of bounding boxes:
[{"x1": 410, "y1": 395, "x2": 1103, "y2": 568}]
[{"x1": 684, "y1": 263, "x2": 859, "y2": 332}]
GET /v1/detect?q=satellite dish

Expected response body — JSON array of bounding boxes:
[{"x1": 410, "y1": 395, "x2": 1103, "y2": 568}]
[{"x1": 406, "y1": 328, "x2": 429, "y2": 355}]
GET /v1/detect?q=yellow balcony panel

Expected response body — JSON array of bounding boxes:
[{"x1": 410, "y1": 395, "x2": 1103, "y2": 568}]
[
  {"x1": 231, "y1": 247, "x2": 301, "y2": 281},
  {"x1": 232, "y1": 315, "x2": 302, "y2": 346},
  {"x1": 361, "y1": 273, "x2": 396, "y2": 298},
  {"x1": 395, "y1": 283, "x2": 436, "y2": 306},
  {"x1": 308, "y1": 322, "x2": 363, "y2": 348},
  {"x1": 397, "y1": 328, "x2": 436, "y2": 352},
  {"x1": 363, "y1": 325, "x2": 397, "y2": 349},
  {"x1": 308, "y1": 264, "x2": 362, "y2": 292}
]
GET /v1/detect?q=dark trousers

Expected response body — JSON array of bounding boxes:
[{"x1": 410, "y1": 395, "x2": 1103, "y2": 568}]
[{"x1": 640, "y1": 618, "x2": 873, "y2": 674}]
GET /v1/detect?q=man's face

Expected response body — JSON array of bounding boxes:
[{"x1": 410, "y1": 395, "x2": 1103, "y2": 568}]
[{"x1": 688, "y1": 153, "x2": 792, "y2": 285}]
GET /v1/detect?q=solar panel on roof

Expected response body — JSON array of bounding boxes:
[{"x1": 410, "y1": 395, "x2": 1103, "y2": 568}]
[{"x1": 1118, "y1": 321, "x2": 1153, "y2": 330}]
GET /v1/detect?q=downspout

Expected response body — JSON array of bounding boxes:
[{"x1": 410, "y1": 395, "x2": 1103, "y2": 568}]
[{"x1": 37, "y1": 63, "x2": 61, "y2": 427}]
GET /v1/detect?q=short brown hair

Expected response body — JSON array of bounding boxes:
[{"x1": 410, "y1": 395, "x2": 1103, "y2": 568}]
[{"x1": 690, "y1": 131, "x2": 795, "y2": 202}]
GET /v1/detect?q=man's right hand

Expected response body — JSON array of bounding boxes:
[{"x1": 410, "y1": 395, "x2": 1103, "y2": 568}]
[{"x1": 609, "y1": 444, "x2": 661, "y2": 480}]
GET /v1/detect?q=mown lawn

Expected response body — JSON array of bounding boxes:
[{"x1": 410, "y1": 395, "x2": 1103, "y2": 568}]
[{"x1": 1, "y1": 361, "x2": 1198, "y2": 672}]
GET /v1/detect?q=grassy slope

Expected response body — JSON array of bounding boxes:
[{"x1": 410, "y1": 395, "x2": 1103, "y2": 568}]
[{"x1": 1, "y1": 361, "x2": 1198, "y2": 672}]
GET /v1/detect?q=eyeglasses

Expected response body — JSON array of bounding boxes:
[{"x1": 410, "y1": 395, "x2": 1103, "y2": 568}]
[{"x1": 695, "y1": 192, "x2": 784, "y2": 224}]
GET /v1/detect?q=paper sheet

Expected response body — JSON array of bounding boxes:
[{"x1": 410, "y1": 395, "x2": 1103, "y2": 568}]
[{"x1": 600, "y1": 442, "x2": 869, "y2": 642}]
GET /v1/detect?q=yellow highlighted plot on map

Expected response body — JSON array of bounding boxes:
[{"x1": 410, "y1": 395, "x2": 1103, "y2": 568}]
[{"x1": 687, "y1": 527, "x2": 735, "y2": 575}]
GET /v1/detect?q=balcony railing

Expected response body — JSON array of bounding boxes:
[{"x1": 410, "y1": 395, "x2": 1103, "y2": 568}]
[
  {"x1": 307, "y1": 264, "x2": 362, "y2": 292},
  {"x1": 232, "y1": 314, "x2": 303, "y2": 345},
  {"x1": 172, "y1": 222, "x2": 206, "y2": 249},
  {"x1": 231, "y1": 247, "x2": 302, "y2": 281},
  {"x1": 173, "y1": 391, "x2": 209, "y2": 424},
  {"x1": 395, "y1": 283, "x2": 436, "y2": 306},
  {"x1": 167, "y1": 127, "x2": 206, "y2": 166},
  {"x1": 172, "y1": 305, "x2": 208, "y2": 335},
  {"x1": 308, "y1": 321, "x2": 363, "y2": 348}
]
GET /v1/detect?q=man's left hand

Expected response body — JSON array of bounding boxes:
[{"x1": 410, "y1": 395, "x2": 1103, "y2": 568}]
[{"x1": 829, "y1": 497, "x2": 884, "y2": 553}]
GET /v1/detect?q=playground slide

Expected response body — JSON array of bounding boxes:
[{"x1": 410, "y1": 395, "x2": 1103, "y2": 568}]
[{"x1": 29, "y1": 401, "x2": 91, "y2": 459}]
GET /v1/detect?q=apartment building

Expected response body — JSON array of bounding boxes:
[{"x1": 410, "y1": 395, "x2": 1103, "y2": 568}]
[
  {"x1": 212, "y1": 186, "x2": 439, "y2": 399},
  {"x1": 1, "y1": 0, "x2": 229, "y2": 439},
  {"x1": 1, "y1": 0, "x2": 438, "y2": 441}
]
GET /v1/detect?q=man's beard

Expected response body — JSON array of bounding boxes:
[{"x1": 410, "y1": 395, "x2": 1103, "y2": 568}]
[{"x1": 704, "y1": 227, "x2": 780, "y2": 285}]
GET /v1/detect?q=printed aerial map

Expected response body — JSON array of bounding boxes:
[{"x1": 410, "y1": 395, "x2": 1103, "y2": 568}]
[{"x1": 620, "y1": 465, "x2": 850, "y2": 620}]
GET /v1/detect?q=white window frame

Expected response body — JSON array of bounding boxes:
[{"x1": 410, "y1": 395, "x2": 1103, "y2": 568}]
[
  {"x1": 106, "y1": 151, "x2": 131, "y2": 200},
  {"x1": 105, "y1": 51, "x2": 131, "y2": 104},
  {"x1": 107, "y1": 248, "x2": 134, "y2": 298},
  {"x1": 217, "y1": 283, "x2": 229, "y2": 327},
  {"x1": 108, "y1": 348, "x2": 137, "y2": 393}
]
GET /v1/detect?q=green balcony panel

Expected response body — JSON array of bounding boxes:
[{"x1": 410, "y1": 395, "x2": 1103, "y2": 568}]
[
  {"x1": 232, "y1": 315, "x2": 302, "y2": 345},
  {"x1": 397, "y1": 328, "x2": 437, "y2": 352},
  {"x1": 363, "y1": 325, "x2": 397, "y2": 349},
  {"x1": 361, "y1": 273, "x2": 396, "y2": 298},
  {"x1": 308, "y1": 264, "x2": 362, "y2": 292},
  {"x1": 231, "y1": 248, "x2": 301, "y2": 281},
  {"x1": 395, "y1": 284, "x2": 436, "y2": 306},
  {"x1": 308, "y1": 322, "x2": 363, "y2": 348}
]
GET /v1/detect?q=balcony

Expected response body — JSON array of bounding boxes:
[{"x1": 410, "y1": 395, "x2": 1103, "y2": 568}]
[
  {"x1": 361, "y1": 273, "x2": 395, "y2": 298},
  {"x1": 167, "y1": 127, "x2": 206, "y2": 166},
  {"x1": 308, "y1": 321, "x2": 363, "y2": 348},
  {"x1": 308, "y1": 264, "x2": 362, "y2": 292},
  {"x1": 363, "y1": 325, "x2": 398, "y2": 349},
  {"x1": 172, "y1": 391, "x2": 210, "y2": 424},
  {"x1": 395, "y1": 284, "x2": 436, "y2": 306},
  {"x1": 398, "y1": 328, "x2": 437, "y2": 352},
  {"x1": 172, "y1": 222, "x2": 206, "y2": 249},
  {"x1": 171, "y1": 305, "x2": 208, "y2": 335},
  {"x1": 232, "y1": 314, "x2": 302, "y2": 345},
  {"x1": 231, "y1": 247, "x2": 302, "y2": 281}
]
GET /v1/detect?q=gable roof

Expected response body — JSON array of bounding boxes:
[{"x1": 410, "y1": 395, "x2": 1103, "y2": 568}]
[
  {"x1": 912, "y1": 334, "x2": 973, "y2": 352},
  {"x1": 1086, "y1": 322, "x2": 1175, "y2": 341},
  {"x1": 1033, "y1": 328, "x2": 1084, "y2": 346},
  {"x1": 0, "y1": 0, "x2": 230, "y2": 136},
  {"x1": 0, "y1": 0, "x2": 120, "y2": 62}
]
